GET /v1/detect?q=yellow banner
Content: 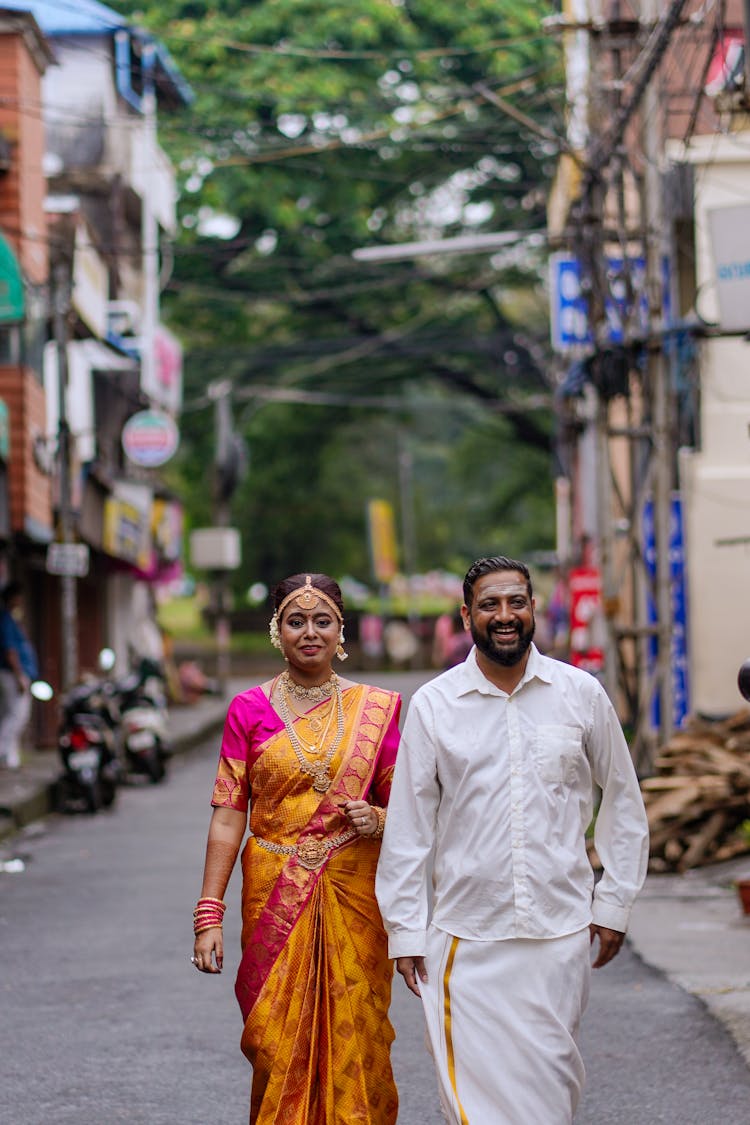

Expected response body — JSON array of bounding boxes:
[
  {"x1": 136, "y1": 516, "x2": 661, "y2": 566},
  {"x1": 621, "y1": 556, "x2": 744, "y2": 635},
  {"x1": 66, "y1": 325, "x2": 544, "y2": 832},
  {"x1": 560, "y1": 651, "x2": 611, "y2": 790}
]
[{"x1": 367, "y1": 499, "x2": 398, "y2": 583}]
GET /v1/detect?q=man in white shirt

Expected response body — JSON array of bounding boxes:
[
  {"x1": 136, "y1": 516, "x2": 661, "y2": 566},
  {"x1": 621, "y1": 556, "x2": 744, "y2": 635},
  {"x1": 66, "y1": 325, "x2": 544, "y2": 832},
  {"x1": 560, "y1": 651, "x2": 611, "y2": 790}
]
[{"x1": 376, "y1": 556, "x2": 649, "y2": 1124}]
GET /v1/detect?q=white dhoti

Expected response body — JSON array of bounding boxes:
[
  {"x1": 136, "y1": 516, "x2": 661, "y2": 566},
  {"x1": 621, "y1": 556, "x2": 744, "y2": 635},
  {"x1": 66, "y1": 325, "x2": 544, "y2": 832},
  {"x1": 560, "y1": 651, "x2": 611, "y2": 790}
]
[{"x1": 419, "y1": 925, "x2": 591, "y2": 1125}]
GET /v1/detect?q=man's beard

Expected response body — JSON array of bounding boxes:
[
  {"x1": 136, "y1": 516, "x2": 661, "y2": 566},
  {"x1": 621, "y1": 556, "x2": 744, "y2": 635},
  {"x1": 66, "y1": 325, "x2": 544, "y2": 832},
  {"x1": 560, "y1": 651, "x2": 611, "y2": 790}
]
[{"x1": 470, "y1": 615, "x2": 535, "y2": 667}]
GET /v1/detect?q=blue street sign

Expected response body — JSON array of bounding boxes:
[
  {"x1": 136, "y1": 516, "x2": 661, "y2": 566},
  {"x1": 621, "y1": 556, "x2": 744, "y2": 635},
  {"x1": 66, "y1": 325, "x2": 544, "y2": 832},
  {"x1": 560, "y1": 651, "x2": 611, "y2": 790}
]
[
  {"x1": 643, "y1": 493, "x2": 691, "y2": 730},
  {"x1": 549, "y1": 253, "x2": 650, "y2": 352}
]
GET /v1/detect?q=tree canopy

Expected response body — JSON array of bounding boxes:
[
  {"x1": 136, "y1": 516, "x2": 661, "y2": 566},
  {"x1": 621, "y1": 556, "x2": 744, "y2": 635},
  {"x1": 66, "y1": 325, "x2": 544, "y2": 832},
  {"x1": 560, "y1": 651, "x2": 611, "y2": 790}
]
[{"x1": 112, "y1": 0, "x2": 564, "y2": 592}]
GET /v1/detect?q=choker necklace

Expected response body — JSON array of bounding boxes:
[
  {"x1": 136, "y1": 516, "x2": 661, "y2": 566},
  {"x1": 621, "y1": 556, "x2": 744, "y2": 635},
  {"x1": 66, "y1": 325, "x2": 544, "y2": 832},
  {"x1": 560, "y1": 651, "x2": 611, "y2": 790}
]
[
  {"x1": 281, "y1": 670, "x2": 337, "y2": 703},
  {"x1": 277, "y1": 676, "x2": 345, "y2": 793}
]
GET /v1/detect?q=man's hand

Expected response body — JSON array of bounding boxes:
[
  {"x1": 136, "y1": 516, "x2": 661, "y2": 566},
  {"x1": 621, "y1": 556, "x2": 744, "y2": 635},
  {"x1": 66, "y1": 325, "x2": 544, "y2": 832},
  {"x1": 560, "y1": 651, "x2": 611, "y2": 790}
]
[
  {"x1": 589, "y1": 924, "x2": 625, "y2": 968},
  {"x1": 396, "y1": 956, "x2": 428, "y2": 997}
]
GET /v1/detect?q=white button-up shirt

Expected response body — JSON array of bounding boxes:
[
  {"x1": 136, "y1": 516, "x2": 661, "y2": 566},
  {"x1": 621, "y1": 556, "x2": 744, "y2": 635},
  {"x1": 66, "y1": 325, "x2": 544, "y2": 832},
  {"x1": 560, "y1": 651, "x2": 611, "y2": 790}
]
[{"x1": 376, "y1": 644, "x2": 649, "y2": 958}]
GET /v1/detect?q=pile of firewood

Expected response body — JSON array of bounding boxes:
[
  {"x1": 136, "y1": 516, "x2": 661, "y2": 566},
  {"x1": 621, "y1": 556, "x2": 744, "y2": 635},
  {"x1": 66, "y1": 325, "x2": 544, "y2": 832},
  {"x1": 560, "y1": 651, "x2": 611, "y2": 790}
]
[
  {"x1": 641, "y1": 709, "x2": 750, "y2": 872},
  {"x1": 591, "y1": 710, "x2": 750, "y2": 873}
]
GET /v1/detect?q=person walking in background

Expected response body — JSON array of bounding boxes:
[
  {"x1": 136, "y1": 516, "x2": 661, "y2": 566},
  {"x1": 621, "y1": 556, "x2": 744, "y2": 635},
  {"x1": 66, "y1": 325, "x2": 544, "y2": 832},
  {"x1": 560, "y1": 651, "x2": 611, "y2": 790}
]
[
  {"x1": 192, "y1": 573, "x2": 401, "y2": 1124},
  {"x1": 376, "y1": 555, "x2": 649, "y2": 1125},
  {"x1": 0, "y1": 582, "x2": 39, "y2": 769}
]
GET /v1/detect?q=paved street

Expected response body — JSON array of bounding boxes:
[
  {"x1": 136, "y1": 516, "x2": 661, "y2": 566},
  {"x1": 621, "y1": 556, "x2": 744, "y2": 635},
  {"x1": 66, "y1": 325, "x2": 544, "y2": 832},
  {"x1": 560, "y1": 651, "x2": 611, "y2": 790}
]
[{"x1": 1, "y1": 691, "x2": 750, "y2": 1122}]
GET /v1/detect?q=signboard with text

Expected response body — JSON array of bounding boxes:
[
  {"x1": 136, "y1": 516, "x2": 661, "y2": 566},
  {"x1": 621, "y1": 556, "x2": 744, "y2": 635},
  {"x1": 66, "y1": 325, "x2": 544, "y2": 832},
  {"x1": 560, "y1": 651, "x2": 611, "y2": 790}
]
[
  {"x1": 643, "y1": 493, "x2": 690, "y2": 730},
  {"x1": 46, "y1": 542, "x2": 90, "y2": 578},
  {"x1": 707, "y1": 205, "x2": 750, "y2": 331},
  {"x1": 549, "y1": 253, "x2": 650, "y2": 353}
]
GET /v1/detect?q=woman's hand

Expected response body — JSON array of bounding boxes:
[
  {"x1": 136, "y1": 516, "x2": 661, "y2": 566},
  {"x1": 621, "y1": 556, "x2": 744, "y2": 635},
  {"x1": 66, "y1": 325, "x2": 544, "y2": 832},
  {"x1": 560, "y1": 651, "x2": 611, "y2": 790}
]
[
  {"x1": 342, "y1": 799, "x2": 378, "y2": 837},
  {"x1": 192, "y1": 927, "x2": 223, "y2": 974}
]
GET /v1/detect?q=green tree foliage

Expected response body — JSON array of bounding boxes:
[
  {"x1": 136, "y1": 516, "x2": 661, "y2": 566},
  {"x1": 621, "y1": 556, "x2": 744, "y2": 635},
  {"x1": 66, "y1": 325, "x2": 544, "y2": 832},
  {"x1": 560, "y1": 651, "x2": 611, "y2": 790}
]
[{"x1": 112, "y1": 0, "x2": 563, "y2": 589}]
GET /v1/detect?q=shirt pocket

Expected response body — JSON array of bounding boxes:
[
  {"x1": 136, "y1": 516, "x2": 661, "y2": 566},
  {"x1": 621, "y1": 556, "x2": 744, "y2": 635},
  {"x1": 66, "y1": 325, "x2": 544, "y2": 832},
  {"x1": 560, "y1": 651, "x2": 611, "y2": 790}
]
[{"x1": 532, "y1": 724, "x2": 583, "y2": 785}]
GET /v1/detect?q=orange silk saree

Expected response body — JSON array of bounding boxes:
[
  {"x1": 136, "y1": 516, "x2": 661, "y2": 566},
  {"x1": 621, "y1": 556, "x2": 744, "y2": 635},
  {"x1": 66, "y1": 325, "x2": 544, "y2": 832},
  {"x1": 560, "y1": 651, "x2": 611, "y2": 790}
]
[{"x1": 212, "y1": 682, "x2": 400, "y2": 1125}]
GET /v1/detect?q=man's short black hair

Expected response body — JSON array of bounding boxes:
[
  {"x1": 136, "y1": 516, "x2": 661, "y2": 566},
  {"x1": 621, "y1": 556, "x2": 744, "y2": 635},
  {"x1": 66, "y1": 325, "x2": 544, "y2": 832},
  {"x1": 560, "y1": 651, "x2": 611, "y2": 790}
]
[{"x1": 463, "y1": 557, "x2": 532, "y2": 607}]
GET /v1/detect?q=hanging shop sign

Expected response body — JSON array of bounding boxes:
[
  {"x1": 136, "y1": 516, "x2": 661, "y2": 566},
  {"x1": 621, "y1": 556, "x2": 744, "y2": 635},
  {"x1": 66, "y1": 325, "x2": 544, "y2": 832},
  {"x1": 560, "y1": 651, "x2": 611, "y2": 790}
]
[
  {"x1": 46, "y1": 542, "x2": 90, "y2": 578},
  {"x1": 549, "y1": 253, "x2": 652, "y2": 353},
  {"x1": 103, "y1": 493, "x2": 152, "y2": 570},
  {"x1": 707, "y1": 205, "x2": 750, "y2": 332},
  {"x1": 122, "y1": 409, "x2": 179, "y2": 467}
]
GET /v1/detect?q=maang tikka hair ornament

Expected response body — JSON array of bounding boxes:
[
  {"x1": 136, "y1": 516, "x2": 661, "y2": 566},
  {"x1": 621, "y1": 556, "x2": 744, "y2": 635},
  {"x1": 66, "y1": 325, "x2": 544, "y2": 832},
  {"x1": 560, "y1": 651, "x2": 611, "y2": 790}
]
[{"x1": 268, "y1": 576, "x2": 348, "y2": 660}]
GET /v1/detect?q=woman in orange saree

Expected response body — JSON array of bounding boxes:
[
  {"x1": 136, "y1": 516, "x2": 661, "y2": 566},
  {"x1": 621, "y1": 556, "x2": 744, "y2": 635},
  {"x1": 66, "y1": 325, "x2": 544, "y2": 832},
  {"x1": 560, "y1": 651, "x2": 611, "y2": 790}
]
[{"x1": 192, "y1": 574, "x2": 401, "y2": 1125}]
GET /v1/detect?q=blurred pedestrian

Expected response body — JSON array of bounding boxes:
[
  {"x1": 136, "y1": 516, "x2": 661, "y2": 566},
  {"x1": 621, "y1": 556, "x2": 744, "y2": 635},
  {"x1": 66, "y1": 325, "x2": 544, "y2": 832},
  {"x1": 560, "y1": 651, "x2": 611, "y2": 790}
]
[
  {"x1": 192, "y1": 573, "x2": 401, "y2": 1123},
  {"x1": 128, "y1": 582, "x2": 165, "y2": 675},
  {"x1": 376, "y1": 555, "x2": 649, "y2": 1124},
  {"x1": 0, "y1": 582, "x2": 38, "y2": 769},
  {"x1": 441, "y1": 606, "x2": 472, "y2": 669}
]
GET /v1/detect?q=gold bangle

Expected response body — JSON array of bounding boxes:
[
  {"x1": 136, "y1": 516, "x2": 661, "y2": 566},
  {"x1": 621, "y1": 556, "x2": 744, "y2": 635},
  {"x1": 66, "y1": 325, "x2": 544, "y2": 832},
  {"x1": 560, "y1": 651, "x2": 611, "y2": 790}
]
[
  {"x1": 373, "y1": 806, "x2": 386, "y2": 839},
  {"x1": 194, "y1": 922, "x2": 224, "y2": 936}
]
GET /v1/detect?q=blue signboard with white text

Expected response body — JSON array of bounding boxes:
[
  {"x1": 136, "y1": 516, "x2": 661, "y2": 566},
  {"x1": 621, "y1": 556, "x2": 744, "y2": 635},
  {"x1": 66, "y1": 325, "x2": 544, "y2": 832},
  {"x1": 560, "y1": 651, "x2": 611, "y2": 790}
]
[
  {"x1": 549, "y1": 253, "x2": 650, "y2": 352},
  {"x1": 643, "y1": 494, "x2": 690, "y2": 730}
]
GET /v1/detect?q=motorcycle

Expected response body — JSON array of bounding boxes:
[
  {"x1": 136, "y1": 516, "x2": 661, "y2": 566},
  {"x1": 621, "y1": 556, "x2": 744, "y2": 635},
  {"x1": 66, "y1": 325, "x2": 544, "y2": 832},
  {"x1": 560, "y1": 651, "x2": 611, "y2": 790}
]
[
  {"x1": 115, "y1": 657, "x2": 170, "y2": 784},
  {"x1": 55, "y1": 657, "x2": 122, "y2": 814}
]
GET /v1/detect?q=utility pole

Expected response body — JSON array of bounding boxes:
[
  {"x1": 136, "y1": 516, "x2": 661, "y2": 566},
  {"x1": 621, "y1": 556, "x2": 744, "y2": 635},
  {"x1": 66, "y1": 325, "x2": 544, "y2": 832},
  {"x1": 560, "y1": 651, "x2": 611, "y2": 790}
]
[
  {"x1": 397, "y1": 433, "x2": 420, "y2": 665},
  {"x1": 574, "y1": 7, "x2": 620, "y2": 701},
  {"x1": 642, "y1": 0, "x2": 675, "y2": 749},
  {"x1": 52, "y1": 258, "x2": 79, "y2": 690},
  {"x1": 211, "y1": 379, "x2": 233, "y2": 695},
  {"x1": 140, "y1": 41, "x2": 159, "y2": 403}
]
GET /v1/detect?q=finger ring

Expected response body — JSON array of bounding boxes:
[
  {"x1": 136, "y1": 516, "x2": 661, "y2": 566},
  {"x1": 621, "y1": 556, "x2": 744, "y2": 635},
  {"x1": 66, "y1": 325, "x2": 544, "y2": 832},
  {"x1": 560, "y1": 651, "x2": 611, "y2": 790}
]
[{"x1": 190, "y1": 956, "x2": 198, "y2": 964}]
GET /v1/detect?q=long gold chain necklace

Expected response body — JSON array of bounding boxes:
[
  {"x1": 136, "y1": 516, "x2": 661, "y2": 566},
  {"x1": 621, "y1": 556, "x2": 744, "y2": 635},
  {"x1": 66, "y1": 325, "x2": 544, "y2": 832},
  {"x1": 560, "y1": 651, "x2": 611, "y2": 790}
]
[{"x1": 277, "y1": 677, "x2": 345, "y2": 793}]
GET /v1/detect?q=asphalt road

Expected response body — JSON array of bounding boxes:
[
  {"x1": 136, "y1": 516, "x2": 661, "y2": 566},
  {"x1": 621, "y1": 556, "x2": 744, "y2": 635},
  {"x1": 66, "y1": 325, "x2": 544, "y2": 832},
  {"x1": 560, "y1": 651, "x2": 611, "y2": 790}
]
[{"x1": 2, "y1": 696, "x2": 750, "y2": 1123}]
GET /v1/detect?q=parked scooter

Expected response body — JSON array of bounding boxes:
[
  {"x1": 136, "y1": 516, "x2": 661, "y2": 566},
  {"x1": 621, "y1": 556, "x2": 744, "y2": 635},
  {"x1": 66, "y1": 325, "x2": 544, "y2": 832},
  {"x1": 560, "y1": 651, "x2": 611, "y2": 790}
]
[
  {"x1": 115, "y1": 656, "x2": 171, "y2": 784},
  {"x1": 55, "y1": 656, "x2": 122, "y2": 814}
]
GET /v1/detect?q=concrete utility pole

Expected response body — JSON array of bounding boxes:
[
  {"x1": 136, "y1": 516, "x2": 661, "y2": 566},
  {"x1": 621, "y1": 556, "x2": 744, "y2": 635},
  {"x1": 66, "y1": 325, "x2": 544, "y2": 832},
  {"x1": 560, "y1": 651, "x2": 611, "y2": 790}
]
[
  {"x1": 140, "y1": 41, "x2": 159, "y2": 402},
  {"x1": 642, "y1": 0, "x2": 675, "y2": 746},
  {"x1": 52, "y1": 258, "x2": 79, "y2": 690},
  {"x1": 211, "y1": 379, "x2": 233, "y2": 695}
]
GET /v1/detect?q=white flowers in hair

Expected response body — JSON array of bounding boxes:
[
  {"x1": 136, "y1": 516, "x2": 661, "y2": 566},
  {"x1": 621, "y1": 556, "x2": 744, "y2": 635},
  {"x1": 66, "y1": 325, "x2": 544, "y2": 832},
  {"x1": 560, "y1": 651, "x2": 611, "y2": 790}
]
[{"x1": 269, "y1": 612, "x2": 282, "y2": 650}]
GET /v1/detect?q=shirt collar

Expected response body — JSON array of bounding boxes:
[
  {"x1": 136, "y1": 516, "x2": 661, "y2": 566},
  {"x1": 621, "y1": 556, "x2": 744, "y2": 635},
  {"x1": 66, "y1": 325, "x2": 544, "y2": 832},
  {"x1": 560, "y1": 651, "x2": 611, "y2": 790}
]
[{"x1": 456, "y1": 643, "x2": 552, "y2": 697}]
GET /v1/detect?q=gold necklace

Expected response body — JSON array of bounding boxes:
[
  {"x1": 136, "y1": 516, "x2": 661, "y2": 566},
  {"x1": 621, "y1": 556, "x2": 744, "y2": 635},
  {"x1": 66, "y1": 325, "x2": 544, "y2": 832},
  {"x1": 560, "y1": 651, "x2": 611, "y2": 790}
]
[
  {"x1": 284, "y1": 690, "x2": 336, "y2": 749},
  {"x1": 277, "y1": 678, "x2": 345, "y2": 793},
  {"x1": 281, "y1": 670, "x2": 337, "y2": 702},
  {"x1": 283, "y1": 690, "x2": 335, "y2": 736}
]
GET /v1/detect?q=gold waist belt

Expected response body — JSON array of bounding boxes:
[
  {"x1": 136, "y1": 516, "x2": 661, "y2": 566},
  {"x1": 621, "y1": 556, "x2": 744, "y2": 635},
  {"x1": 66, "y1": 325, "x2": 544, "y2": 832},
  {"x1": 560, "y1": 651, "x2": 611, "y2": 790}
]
[{"x1": 253, "y1": 829, "x2": 357, "y2": 870}]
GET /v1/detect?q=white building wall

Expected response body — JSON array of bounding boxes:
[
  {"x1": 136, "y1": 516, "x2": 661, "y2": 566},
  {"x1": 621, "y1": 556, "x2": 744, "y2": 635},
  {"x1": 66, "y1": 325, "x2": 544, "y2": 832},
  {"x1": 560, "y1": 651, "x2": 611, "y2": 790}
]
[
  {"x1": 42, "y1": 39, "x2": 177, "y2": 231},
  {"x1": 672, "y1": 134, "x2": 750, "y2": 715}
]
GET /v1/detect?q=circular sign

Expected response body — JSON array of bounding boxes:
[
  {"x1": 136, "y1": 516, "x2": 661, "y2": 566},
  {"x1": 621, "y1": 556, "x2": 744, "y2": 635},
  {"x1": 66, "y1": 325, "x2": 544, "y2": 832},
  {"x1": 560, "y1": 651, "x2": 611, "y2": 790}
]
[{"x1": 122, "y1": 410, "x2": 179, "y2": 467}]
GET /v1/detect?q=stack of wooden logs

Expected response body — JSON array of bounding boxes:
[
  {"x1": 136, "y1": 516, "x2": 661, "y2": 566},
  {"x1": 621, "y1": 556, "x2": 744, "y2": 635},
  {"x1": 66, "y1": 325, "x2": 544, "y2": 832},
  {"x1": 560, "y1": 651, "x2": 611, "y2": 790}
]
[
  {"x1": 590, "y1": 709, "x2": 750, "y2": 873},
  {"x1": 641, "y1": 709, "x2": 750, "y2": 872}
]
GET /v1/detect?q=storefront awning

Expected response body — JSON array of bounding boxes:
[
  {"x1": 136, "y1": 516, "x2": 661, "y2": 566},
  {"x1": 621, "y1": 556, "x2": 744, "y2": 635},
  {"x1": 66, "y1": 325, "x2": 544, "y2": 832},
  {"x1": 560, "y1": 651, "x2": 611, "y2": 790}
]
[{"x1": 0, "y1": 233, "x2": 24, "y2": 323}]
